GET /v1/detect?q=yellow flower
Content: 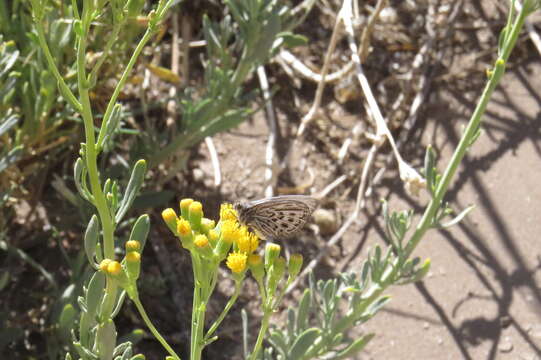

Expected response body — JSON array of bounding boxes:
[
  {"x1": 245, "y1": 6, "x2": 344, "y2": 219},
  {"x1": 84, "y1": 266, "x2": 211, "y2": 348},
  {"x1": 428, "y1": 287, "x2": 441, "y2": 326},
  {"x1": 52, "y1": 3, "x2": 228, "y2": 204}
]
[
  {"x1": 126, "y1": 251, "x2": 141, "y2": 263},
  {"x1": 194, "y1": 234, "x2": 209, "y2": 248},
  {"x1": 237, "y1": 226, "x2": 259, "y2": 254},
  {"x1": 99, "y1": 259, "x2": 112, "y2": 272},
  {"x1": 226, "y1": 252, "x2": 247, "y2": 273},
  {"x1": 162, "y1": 208, "x2": 178, "y2": 234},
  {"x1": 107, "y1": 261, "x2": 122, "y2": 275},
  {"x1": 221, "y1": 219, "x2": 240, "y2": 243},
  {"x1": 180, "y1": 198, "x2": 194, "y2": 218},
  {"x1": 220, "y1": 203, "x2": 238, "y2": 222},
  {"x1": 177, "y1": 218, "x2": 192, "y2": 236},
  {"x1": 208, "y1": 229, "x2": 219, "y2": 244},
  {"x1": 126, "y1": 240, "x2": 141, "y2": 252}
]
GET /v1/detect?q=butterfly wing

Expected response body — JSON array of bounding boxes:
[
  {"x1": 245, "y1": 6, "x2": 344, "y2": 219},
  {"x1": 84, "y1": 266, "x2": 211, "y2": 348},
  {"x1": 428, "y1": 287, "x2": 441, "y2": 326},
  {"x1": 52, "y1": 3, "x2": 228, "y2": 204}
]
[{"x1": 247, "y1": 196, "x2": 317, "y2": 240}]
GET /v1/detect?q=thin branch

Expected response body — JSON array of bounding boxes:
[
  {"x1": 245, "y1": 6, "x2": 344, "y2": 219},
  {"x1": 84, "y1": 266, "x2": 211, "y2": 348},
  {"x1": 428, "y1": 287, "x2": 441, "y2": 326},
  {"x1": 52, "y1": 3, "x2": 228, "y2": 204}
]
[
  {"x1": 205, "y1": 137, "x2": 221, "y2": 187},
  {"x1": 359, "y1": 0, "x2": 387, "y2": 62},
  {"x1": 166, "y1": 12, "x2": 180, "y2": 127},
  {"x1": 296, "y1": 0, "x2": 346, "y2": 137},
  {"x1": 257, "y1": 65, "x2": 278, "y2": 197}
]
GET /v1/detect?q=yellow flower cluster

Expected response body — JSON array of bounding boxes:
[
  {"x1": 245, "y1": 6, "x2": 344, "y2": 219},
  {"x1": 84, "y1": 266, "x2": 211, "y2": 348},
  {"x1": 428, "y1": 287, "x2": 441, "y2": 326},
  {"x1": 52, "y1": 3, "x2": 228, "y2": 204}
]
[
  {"x1": 226, "y1": 252, "x2": 247, "y2": 273},
  {"x1": 162, "y1": 200, "x2": 259, "y2": 275}
]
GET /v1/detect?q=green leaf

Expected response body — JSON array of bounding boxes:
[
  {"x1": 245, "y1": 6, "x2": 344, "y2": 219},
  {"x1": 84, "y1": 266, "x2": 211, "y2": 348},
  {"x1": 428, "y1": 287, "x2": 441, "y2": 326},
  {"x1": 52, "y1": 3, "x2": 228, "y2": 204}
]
[
  {"x1": 288, "y1": 328, "x2": 321, "y2": 359},
  {"x1": 129, "y1": 355, "x2": 145, "y2": 360},
  {"x1": 334, "y1": 333, "x2": 375, "y2": 359},
  {"x1": 129, "y1": 214, "x2": 150, "y2": 251},
  {"x1": 86, "y1": 271, "x2": 105, "y2": 318},
  {"x1": 115, "y1": 159, "x2": 147, "y2": 223},
  {"x1": 438, "y1": 205, "x2": 475, "y2": 228},
  {"x1": 278, "y1": 32, "x2": 308, "y2": 48},
  {"x1": 296, "y1": 289, "x2": 311, "y2": 332},
  {"x1": 365, "y1": 296, "x2": 390, "y2": 317},
  {"x1": 0, "y1": 47, "x2": 18, "y2": 77},
  {"x1": 113, "y1": 341, "x2": 132, "y2": 358},
  {"x1": 424, "y1": 145, "x2": 436, "y2": 196},
  {"x1": 0, "y1": 113, "x2": 18, "y2": 136},
  {"x1": 74, "y1": 157, "x2": 92, "y2": 202},
  {"x1": 287, "y1": 308, "x2": 296, "y2": 338},
  {"x1": 268, "y1": 330, "x2": 288, "y2": 357},
  {"x1": 84, "y1": 215, "x2": 100, "y2": 266},
  {"x1": 73, "y1": 341, "x2": 99, "y2": 360},
  {"x1": 0, "y1": 145, "x2": 22, "y2": 173},
  {"x1": 97, "y1": 320, "x2": 117, "y2": 360},
  {"x1": 102, "y1": 104, "x2": 123, "y2": 147},
  {"x1": 59, "y1": 304, "x2": 77, "y2": 339}
]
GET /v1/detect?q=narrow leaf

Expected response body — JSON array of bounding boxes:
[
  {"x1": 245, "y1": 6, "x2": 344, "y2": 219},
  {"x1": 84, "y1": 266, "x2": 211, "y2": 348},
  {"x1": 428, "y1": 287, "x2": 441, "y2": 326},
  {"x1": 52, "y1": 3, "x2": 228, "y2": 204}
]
[
  {"x1": 0, "y1": 113, "x2": 19, "y2": 136},
  {"x1": 438, "y1": 205, "x2": 475, "y2": 228},
  {"x1": 84, "y1": 215, "x2": 100, "y2": 266},
  {"x1": 129, "y1": 214, "x2": 150, "y2": 251},
  {"x1": 115, "y1": 160, "x2": 147, "y2": 223},
  {"x1": 97, "y1": 320, "x2": 117, "y2": 360},
  {"x1": 288, "y1": 328, "x2": 321, "y2": 359},
  {"x1": 86, "y1": 271, "x2": 105, "y2": 318},
  {"x1": 334, "y1": 333, "x2": 375, "y2": 359}
]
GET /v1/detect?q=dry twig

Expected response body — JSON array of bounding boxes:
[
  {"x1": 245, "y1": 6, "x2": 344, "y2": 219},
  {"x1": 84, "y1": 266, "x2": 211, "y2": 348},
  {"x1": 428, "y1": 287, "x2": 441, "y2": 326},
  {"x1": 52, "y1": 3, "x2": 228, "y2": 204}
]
[{"x1": 257, "y1": 65, "x2": 279, "y2": 197}]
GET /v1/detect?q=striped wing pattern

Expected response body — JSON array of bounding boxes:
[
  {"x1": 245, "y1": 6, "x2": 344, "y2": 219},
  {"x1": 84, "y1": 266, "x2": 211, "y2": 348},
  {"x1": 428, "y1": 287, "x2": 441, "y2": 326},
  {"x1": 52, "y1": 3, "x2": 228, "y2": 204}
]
[{"x1": 238, "y1": 196, "x2": 317, "y2": 240}]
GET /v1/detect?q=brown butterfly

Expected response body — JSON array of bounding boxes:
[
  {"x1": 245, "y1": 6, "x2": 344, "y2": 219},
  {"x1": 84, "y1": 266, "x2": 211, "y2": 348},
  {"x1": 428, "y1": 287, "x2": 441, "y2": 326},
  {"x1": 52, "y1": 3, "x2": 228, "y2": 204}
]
[{"x1": 234, "y1": 195, "x2": 318, "y2": 240}]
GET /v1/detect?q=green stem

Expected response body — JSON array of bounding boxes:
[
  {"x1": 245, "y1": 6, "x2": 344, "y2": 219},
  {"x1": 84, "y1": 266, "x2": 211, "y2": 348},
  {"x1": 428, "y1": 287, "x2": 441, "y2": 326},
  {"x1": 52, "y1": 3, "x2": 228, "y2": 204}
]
[
  {"x1": 404, "y1": 6, "x2": 526, "y2": 259},
  {"x1": 204, "y1": 279, "x2": 242, "y2": 343},
  {"x1": 247, "y1": 309, "x2": 272, "y2": 360},
  {"x1": 88, "y1": 20, "x2": 124, "y2": 88},
  {"x1": 190, "y1": 254, "x2": 209, "y2": 360},
  {"x1": 96, "y1": 22, "x2": 157, "y2": 150},
  {"x1": 100, "y1": 277, "x2": 119, "y2": 320},
  {"x1": 34, "y1": 20, "x2": 82, "y2": 112},
  {"x1": 75, "y1": 15, "x2": 115, "y2": 259},
  {"x1": 190, "y1": 253, "x2": 201, "y2": 359},
  {"x1": 132, "y1": 292, "x2": 181, "y2": 360}
]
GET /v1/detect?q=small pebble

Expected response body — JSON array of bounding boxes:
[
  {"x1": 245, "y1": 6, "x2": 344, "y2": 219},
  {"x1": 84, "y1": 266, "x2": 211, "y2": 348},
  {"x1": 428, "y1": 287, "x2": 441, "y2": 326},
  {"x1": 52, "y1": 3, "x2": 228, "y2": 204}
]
[
  {"x1": 312, "y1": 208, "x2": 339, "y2": 235},
  {"x1": 192, "y1": 168, "x2": 204, "y2": 182},
  {"x1": 498, "y1": 337, "x2": 513, "y2": 353}
]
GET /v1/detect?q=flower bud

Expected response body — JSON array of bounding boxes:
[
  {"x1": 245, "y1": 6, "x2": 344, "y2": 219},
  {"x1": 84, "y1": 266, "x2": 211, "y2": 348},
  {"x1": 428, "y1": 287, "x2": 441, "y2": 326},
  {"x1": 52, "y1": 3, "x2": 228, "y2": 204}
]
[
  {"x1": 176, "y1": 218, "x2": 193, "y2": 249},
  {"x1": 194, "y1": 234, "x2": 213, "y2": 259},
  {"x1": 99, "y1": 259, "x2": 112, "y2": 272},
  {"x1": 208, "y1": 229, "x2": 219, "y2": 246},
  {"x1": 126, "y1": 240, "x2": 141, "y2": 252},
  {"x1": 188, "y1": 201, "x2": 203, "y2": 231},
  {"x1": 264, "y1": 243, "x2": 281, "y2": 270},
  {"x1": 107, "y1": 261, "x2": 122, "y2": 276},
  {"x1": 201, "y1": 218, "x2": 216, "y2": 234},
  {"x1": 248, "y1": 254, "x2": 265, "y2": 283},
  {"x1": 267, "y1": 257, "x2": 286, "y2": 296},
  {"x1": 288, "y1": 254, "x2": 303, "y2": 278},
  {"x1": 179, "y1": 198, "x2": 194, "y2": 219},
  {"x1": 162, "y1": 208, "x2": 178, "y2": 235},
  {"x1": 214, "y1": 220, "x2": 236, "y2": 260}
]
